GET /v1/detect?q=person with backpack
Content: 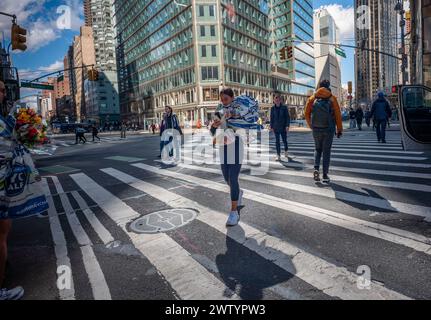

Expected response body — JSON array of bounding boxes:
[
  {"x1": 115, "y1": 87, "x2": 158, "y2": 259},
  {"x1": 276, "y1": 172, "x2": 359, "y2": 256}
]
[
  {"x1": 305, "y1": 80, "x2": 343, "y2": 183},
  {"x1": 370, "y1": 91, "x2": 392, "y2": 143},
  {"x1": 270, "y1": 94, "x2": 290, "y2": 161}
]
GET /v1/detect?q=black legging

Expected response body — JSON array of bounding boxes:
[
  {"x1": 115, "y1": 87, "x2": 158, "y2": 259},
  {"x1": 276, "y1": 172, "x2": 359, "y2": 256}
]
[{"x1": 220, "y1": 136, "x2": 243, "y2": 201}]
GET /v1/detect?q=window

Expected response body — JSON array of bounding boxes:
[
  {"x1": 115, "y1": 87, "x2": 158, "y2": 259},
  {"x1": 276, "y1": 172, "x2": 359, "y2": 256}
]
[
  {"x1": 199, "y1": 5, "x2": 204, "y2": 16},
  {"x1": 210, "y1": 25, "x2": 216, "y2": 36},
  {"x1": 200, "y1": 25, "x2": 205, "y2": 37},
  {"x1": 209, "y1": 5, "x2": 215, "y2": 16},
  {"x1": 211, "y1": 45, "x2": 217, "y2": 57},
  {"x1": 201, "y1": 45, "x2": 207, "y2": 57}
]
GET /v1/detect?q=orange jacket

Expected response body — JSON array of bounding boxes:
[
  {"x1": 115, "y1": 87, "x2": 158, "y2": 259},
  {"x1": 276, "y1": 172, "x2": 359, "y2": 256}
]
[{"x1": 305, "y1": 87, "x2": 343, "y2": 133}]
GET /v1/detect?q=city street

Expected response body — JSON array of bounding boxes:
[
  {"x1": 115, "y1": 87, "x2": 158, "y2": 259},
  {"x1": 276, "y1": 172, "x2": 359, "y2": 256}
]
[{"x1": 4, "y1": 125, "x2": 431, "y2": 300}]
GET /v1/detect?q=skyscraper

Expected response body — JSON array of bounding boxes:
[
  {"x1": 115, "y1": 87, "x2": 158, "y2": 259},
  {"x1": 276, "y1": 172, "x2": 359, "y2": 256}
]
[
  {"x1": 313, "y1": 8, "x2": 342, "y2": 101},
  {"x1": 409, "y1": 0, "x2": 431, "y2": 88},
  {"x1": 355, "y1": 0, "x2": 399, "y2": 104},
  {"x1": 83, "y1": 0, "x2": 120, "y2": 126},
  {"x1": 114, "y1": 0, "x2": 315, "y2": 125},
  {"x1": 73, "y1": 26, "x2": 96, "y2": 121}
]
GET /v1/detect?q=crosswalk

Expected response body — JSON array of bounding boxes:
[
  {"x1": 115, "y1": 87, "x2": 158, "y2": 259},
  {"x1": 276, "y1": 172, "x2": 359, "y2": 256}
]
[{"x1": 35, "y1": 130, "x2": 431, "y2": 300}]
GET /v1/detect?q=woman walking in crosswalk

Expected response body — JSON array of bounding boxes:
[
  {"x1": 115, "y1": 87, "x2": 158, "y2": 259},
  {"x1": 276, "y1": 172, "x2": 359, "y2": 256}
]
[{"x1": 210, "y1": 88, "x2": 244, "y2": 226}]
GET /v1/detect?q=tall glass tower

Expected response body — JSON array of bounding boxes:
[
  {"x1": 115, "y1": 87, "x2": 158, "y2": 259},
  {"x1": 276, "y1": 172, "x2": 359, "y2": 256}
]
[{"x1": 114, "y1": 0, "x2": 315, "y2": 124}]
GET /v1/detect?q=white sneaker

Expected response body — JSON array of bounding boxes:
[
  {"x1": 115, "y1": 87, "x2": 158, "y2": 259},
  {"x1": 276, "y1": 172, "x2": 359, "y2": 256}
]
[
  {"x1": 274, "y1": 155, "x2": 281, "y2": 161},
  {"x1": 238, "y1": 190, "x2": 244, "y2": 207},
  {"x1": 226, "y1": 211, "x2": 240, "y2": 226},
  {"x1": 0, "y1": 286, "x2": 24, "y2": 300},
  {"x1": 284, "y1": 151, "x2": 289, "y2": 159}
]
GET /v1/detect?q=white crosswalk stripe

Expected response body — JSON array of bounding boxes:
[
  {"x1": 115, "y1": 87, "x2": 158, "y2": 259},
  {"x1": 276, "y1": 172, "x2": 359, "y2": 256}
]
[
  {"x1": 132, "y1": 162, "x2": 431, "y2": 254},
  {"x1": 69, "y1": 173, "x2": 240, "y2": 300},
  {"x1": 100, "y1": 167, "x2": 409, "y2": 300},
  {"x1": 36, "y1": 130, "x2": 431, "y2": 300}
]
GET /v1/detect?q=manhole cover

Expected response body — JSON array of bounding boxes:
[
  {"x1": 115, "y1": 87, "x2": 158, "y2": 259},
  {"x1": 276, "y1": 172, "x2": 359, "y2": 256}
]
[{"x1": 130, "y1": 208, "x2": 198, "y2": 234}]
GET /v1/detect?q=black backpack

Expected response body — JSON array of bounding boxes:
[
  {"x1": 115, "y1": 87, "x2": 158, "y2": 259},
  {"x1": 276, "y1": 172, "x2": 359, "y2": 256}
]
[{"x1": 311, "y1": 98, "x2": 334, "y2": 130}]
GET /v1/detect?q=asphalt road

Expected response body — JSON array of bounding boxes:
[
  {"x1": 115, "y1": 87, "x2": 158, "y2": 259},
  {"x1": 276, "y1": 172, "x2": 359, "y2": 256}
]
[{"x1": 4, "y1": 126, "x2": 431, "y2": 300}]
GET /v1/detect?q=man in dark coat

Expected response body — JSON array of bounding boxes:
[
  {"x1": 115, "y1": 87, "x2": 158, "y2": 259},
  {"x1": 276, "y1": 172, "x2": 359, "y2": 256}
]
[
  {"x1": 270, "y1": 94, "x2": 290, "y2": 161},
  {"x1": 370, "y1": 92, "x2": 392, "y2": 143}
]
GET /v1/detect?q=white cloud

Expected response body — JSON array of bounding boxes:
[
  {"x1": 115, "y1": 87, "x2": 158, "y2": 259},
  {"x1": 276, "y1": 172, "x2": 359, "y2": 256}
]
[
  {"x1": 0, "y1": 0, "x2": 83, "y2": 52},
  {"x1": 315, "y1": 4, "x2": 355, "y2": 42},
  {"x1": 19, "y1": 60, "x2": 64, "y2": 80},
  {"x1": 26, "y1": 19, "x2": 60, "y2": 52}
]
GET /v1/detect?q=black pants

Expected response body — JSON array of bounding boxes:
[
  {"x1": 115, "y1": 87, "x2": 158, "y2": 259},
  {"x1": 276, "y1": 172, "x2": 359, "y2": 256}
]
[
  {"x1": 92, "y1": 133, "x2": 100, "y2": 141},
  {"x1": 274, "y1": 131, "x2": 288, "y2": 156},
  {"x1": 376, "y1": 119, "x2": 387, "y2": 142},
  {"x1": 220, "y1": 137, "x2": 243, "y2": 202},
  {"x1": 75, "y1": 133, "x2": 86, "y2": 144}
]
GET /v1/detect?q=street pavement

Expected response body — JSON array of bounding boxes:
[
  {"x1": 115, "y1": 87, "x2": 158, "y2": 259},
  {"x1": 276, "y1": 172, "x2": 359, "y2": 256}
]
[{"x1": 4, "y1": 124, "x2": 431, "y2": 300}]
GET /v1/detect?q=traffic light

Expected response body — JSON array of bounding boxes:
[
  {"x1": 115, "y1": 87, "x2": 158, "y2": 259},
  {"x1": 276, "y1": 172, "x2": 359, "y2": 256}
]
[
  {"x1": 392, "y1": 85, "x2": 400, "y2": 94},
  {"x1": 347, "y1": 81, "x2": 353, "y2": 94},
  {"x1": 286, "y1": 46, "x2": 293, "y2": 60},
  {"x1": 279, "y1": 47, "x2": 286, "y2": 61},
  {"x1": 11, "y1": 23, "x2": 27, "y2": 51},
  {"x1": 87, "y1": 68, "x2": 99, "y2": 81}
]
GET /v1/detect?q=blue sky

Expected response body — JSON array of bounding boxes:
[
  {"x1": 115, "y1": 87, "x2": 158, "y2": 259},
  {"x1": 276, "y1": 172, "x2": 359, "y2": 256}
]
[{"x1": 0, "y1": 0, "x2": 355, "y2": 95}]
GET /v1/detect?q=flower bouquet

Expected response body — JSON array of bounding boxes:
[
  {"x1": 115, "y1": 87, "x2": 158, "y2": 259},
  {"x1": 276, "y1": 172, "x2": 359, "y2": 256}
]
[{"x1": 14, "y1": 108, "x2": 48, "y2": 148}]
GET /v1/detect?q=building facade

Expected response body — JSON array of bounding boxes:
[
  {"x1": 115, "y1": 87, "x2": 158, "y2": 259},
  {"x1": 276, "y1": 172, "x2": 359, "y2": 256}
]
[
  {"x1": 313, "y1": 8, "x2": 342, "y2": 101},
  {"x1": 83, "y1": 0, "x2": 120, "y2": 125},
  {"x1": 114, "y1": 0, "x2": 315, "y2": 126},
  {"x1": 355, "y1": 0, "x2": 399, "y2": 104},
  {"x1": 409, "y1": 0, "x2": 431, "y2": 88},
  {"x1": 72, "y1": 26, "x2": 96, "y2": 122}
]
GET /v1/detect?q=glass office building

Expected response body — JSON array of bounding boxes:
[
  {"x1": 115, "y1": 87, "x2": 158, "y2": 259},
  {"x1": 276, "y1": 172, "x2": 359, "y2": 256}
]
[{"x1": 114, "y1": 0, "x2": 315, "y2": 125}]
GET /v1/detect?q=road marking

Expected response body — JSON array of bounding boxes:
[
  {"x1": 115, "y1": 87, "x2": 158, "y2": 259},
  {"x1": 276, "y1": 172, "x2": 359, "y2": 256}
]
[
  {"x1": 101, "y1": 167, "x2": 410, "y2": 300},
  {"x1": 132, "y1": 163, "x2": 431, "y2": 254},
  {"x1": 177, "y1": 162, "x2": 431, "y2": 220},
  {"x1": 291, "y1": 155, "x2": 431, "y2": 168},
  {"x1": 180, "y1": 156, "x2": 431, "y2": 193},
  {"x1": 179, "y1": 154, "x2": 431, "y2": 180},
  {"x1": 50, "y1": 176, "x2": 111, "y2": 300},
  {"x1": 41, "y1": 178, "x2": 75, "y2": 300},
  {"x1": 71, "y1": 191, "x2": 115, "y2": 245},
  {"x1": 264, "y1": 145, "x2": 424, "y2": 155},
  {"x1": 273, "y1": 150, "x2": 427, "y2": 161},
  {"x1": 70, "y1": 173, "x2": 239, "y2": 300},
  {"x1": 268, "y1": 169, "x2": 431, "y2": 193}
]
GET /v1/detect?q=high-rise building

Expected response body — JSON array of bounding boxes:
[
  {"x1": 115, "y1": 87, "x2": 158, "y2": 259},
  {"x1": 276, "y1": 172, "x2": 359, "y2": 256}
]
[
  {"x1": 83, "y1": 0, "x2": 120, "y2": 126},
  {"x1": 409, "y1": 0, "x2": 431, "y2": 88},
  {"x1": 355, "y1": 0, "x2": 399, "y2": 104},
  {"x1": 114, "y1": 0, "x2": 315, "y2": 125},
  {"x1": 73, "y1": 26, "x2": 96, "y2": 121},
  {"x1": 313, "y1": 8, "x2": 342, "y2": 101}
]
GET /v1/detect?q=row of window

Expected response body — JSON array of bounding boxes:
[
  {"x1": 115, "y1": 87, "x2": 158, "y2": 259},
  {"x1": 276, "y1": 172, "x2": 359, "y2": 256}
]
[
  {"x1": 224, "y1": 46, "x2": 270, "y2": 73},
  {"x1": 124, "y1": 10, "x2": 192, "y2": 63},
  {"x1": 137, "y1": 47, "x2": 194, "y2": 83},
  {"x1": 221, "y1": 6, "x2": 269, "y2": 43},
  {"x1": 225, "y1": 67, "x2": 271, "y2": 88},
  {"x1": 223, "y1": 0, "x2": 268, "y2": 28},
  {"x1": 198, "y1": 5, "x2": 215, "y2": 17},
  {"x1": 201, "y1": 66, "x2": 219, "y2": 81},
  {"x1": 132, "y1": 28, "x2": 193, "y2": 71},
  {"x1": 223, "y1": 27, "x2": 269, "y2": 58}
]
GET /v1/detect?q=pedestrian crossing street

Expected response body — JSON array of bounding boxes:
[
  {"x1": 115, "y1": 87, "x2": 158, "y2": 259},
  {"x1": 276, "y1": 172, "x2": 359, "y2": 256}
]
[{"x1": 38, "y1": 130, "x2": 431, "y2": 300}]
